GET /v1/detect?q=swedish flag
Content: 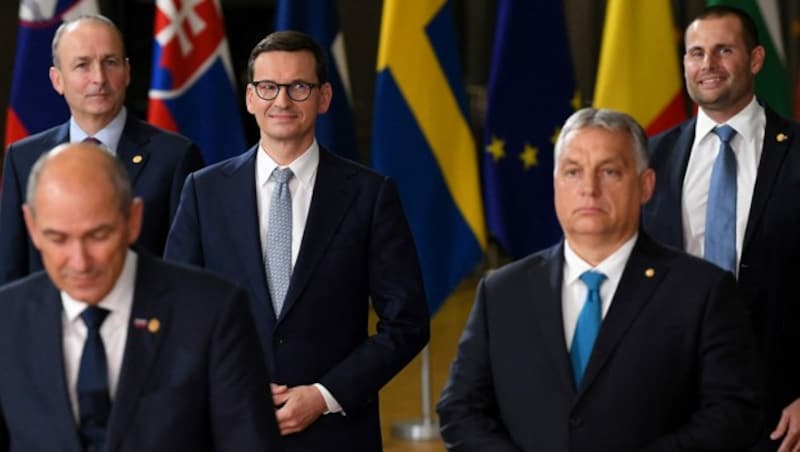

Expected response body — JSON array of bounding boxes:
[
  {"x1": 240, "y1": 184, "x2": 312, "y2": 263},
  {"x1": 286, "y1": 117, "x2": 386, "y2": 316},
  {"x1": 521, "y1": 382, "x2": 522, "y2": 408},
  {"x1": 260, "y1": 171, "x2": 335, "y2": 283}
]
[{"x1": 371, "y1": 0, "x2": 485, "y2": 314}]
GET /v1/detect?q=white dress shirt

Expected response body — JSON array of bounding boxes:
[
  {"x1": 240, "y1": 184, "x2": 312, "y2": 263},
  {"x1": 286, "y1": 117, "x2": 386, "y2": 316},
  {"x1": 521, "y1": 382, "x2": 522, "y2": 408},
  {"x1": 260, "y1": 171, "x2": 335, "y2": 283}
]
[
  {"x1": 254, "y1": 140, "x2": 342, "y2": 415},
  {"x1": 561, "y1": 235, "x2": 637, "y2": 350},
  {"x1": 62, "y1": 250, "x2": 136, "y2": 421},
  {"x1": 69, "y1": 107, "x2": 127, "y2": 154},
  {"x1": 682, "y1": 97, "x2": 764, "y2": 274}
]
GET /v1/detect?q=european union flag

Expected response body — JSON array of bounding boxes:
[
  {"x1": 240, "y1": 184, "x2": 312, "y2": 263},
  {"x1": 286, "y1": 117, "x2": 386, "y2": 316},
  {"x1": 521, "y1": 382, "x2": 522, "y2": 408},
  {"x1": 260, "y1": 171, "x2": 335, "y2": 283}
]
[
  {"x1": 372, "y1": 0, "x2": 486, "y2": 314},
  {"x1": 275, "y1": 0, "x2": 359, "y2": 162},
  {"x1": 482, "y1": 0, "x2": 577, "y2": 259}
]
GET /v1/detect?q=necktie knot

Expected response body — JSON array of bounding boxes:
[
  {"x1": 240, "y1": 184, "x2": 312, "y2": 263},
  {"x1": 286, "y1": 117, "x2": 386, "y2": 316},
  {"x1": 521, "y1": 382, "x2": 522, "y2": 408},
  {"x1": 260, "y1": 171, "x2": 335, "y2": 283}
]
[
  {"x1": 579, "y1": 270, "x2": 606, "y2": 292},
  {"x1": 80, "y1": 306, "x2": 109, "y2": 332},
  {"x1": 272, "y1": 167, "x2": 294, "y2": 184},
  {"x1": 713, "y1": 125, "x2": 737, "y2": 144}
]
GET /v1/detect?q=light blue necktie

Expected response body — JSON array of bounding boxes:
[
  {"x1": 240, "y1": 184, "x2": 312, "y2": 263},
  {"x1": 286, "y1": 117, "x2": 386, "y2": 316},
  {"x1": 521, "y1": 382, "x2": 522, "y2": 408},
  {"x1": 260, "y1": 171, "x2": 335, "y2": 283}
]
[
  {"x1": 704, "y1": 125, "x2": 737, "y2": 273},
  {"x1": 570, "y1": 270, "x2": 606, "y2": 387},
  {"x1": 266, "y1": 167, "x2": 294, "y2": 316},
  {"x1": 77, "y1": 306, "x2": 110, "y2": 452}
]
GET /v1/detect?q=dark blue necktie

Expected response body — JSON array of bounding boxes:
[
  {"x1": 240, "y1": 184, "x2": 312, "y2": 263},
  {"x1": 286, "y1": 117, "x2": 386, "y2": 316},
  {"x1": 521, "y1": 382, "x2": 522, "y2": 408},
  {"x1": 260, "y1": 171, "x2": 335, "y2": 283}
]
[
  {"x1": 704, "y1": 125, "x2": 738, "y2": 273},
  {"x1": 77, "y1": 306, "x2": 111, "y2": 452},
  {"x1": 570, "y1": 271, "x2": 606, "y2": 387}
]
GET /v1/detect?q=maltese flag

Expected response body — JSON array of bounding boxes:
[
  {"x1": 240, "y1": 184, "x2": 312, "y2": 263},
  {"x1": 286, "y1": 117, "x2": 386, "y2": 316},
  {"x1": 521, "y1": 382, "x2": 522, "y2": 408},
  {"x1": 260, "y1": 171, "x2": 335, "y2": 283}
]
[{"x1": 148, "y1": 0, "x2": 245, "y2": 164}]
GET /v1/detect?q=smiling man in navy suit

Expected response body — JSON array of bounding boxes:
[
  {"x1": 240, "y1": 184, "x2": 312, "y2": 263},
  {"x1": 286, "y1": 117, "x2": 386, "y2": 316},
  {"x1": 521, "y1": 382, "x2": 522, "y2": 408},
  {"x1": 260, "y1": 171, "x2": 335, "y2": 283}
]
[
  {"x1": 438, "y1": 108, "x2": 763, "y2": 451},
  {"x1": 0, "y1": 14, "x2": 203, "y2": 285},
  {"x1": 641, "y1": 7, "x2": 800, "y2": 450},
  {"x1": 165, "y1": 31, "x2": 429, "y2": 451},
  {"x1": 0, "y1": 143, "x2": 281, "y2": 452}
]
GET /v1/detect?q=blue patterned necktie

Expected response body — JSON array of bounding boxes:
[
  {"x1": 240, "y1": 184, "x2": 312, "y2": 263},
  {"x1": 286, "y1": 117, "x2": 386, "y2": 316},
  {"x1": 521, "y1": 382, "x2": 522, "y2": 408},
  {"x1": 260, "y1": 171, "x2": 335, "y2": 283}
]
[
  {"x1": 266, "y1": 167, "x2": 294, "y2": 316},
  {"x1": 570, "y1": 270, "x2": 606, "y2": 387},
  {"x1": 704, "y1": 125, "x2": 738, "y2": 273},
  {"x1": 77, "y1": 305, "x2": 111, "y2": 452}
]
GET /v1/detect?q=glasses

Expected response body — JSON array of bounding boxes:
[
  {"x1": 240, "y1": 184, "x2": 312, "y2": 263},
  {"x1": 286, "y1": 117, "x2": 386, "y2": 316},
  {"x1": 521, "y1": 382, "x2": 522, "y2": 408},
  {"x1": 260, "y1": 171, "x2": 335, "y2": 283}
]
[{"x1": 250, "y1": 80, "x2": 319, "y2": 102}]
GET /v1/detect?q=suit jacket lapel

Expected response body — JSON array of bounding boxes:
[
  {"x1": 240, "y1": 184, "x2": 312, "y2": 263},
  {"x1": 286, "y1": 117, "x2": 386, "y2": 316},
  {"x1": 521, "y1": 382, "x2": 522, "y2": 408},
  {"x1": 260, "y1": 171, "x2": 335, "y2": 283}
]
[
  {"x1": 529, "y1": 244, "x2": 575, "y2": 397},
  {"x1": 27, "y1": 279, "x2": 83, "y2": 450},
  {"x1": 662, "y1": 120, "x2": 696, "y2": 249},
  {"x1": 220, "y1": 148, "x2": 276, "y2": 341},
  {"x1": 106, "y1": 256, "x2": 171, "y2": 452},
  {"x1": 743, "y1": 107, "x2": 792, "y2": 250},
  {"x1": 576, "y1": 234, "x2": 668, "y2": 399},
  {"x1": 116, "y1": 118, "x2": 149, "y2": 186},
  {"x1": 279, "y1": 149, "x2": 357, "y2": 322}
]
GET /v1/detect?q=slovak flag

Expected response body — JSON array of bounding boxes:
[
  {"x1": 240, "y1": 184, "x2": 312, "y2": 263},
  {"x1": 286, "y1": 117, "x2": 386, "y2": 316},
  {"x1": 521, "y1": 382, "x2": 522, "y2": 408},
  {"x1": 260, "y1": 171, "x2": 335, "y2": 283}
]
[
  {"x1": 5, "y1": 0, "x2": 98, "y2": 147},
  {"x1": 148, "y1": 0, "x2": 246, "y2": 164}
]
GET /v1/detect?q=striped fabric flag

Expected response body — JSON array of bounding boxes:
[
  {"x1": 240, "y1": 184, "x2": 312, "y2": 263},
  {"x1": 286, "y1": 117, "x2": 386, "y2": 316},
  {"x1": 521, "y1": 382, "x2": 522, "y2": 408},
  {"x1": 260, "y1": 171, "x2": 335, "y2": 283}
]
[
  {"x1": 482, "y1": 0, "x2": 575, "y2": 260},
  {"x1": 593, "y1": 0, "x2": 686, "y2": 135},
  {"x1": 708, "y1": 0, "x2": 790, "y2": 116},
  {"x1": 148, "y1": 0, "x2": 245, "y2": 164},
  {"x1": 371, "y1": 0, "x2": 486, "y2": 314},
  {"x1": 275, "y1": 0, "x2": 359, "y2": 161},
  {"x1": 5, "y1": 0, "x2": 98, "y2": 147}
]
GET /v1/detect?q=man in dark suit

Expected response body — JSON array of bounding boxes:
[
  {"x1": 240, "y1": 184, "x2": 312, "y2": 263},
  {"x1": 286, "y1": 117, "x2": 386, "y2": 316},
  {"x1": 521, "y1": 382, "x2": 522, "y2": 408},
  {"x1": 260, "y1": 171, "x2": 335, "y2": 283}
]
[
  {"x1": 0, "y1": 14, "x2": 203, "y2": 285},
  {"x1": 0, "y1": 143, "x2": 281, "y2": 452},
  {"x1": 437, "y1": 108, "x2": 763, "y2": 451},
  {"x1": 641, "y1": 7, "x2": 800, "y2": 450},
  {"x1": 164, "y1": 31, "x2": 429, "y2": 451}
]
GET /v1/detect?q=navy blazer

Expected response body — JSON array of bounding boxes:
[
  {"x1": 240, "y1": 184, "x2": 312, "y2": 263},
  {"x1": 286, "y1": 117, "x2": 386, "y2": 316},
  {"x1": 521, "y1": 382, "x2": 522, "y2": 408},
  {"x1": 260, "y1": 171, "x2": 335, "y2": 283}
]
[
  {"x1": 437, "y1": 233, "x2": 763, "y2": 451},
  {"x1": 642, "y1": 107, "x2": 800, "y2": 430},
  {"x1": 0, "y1": 117, "x2": 204, "y2": 284},
  {"x1": 164, "y1": 146, "x2": 430, "y2": 451},
  {"x1": 0, "y1": 254, "x2": 282, "y2": 452}
]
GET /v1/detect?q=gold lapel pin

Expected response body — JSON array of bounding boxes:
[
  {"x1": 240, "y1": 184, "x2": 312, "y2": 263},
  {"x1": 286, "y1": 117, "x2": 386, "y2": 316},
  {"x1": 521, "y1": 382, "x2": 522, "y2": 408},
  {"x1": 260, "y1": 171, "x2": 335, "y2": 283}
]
[
  {"x1": 644, "y1": 268, "x2": 655, "y2": 278},
  {"x1": 777, "y1": 133, "x2": 788, "y2": 142},
  {"x1": 147, "y1": 318, "x2": 160, "y2": 333},
  {"x1": 132, "y1": 154, "x2": 143, "y2": 164}
]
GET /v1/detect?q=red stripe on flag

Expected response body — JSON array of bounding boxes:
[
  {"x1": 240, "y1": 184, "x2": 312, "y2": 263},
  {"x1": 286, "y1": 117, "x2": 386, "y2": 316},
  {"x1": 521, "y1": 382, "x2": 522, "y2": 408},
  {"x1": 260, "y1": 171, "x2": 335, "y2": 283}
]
[
  {"x1": 147, "y1": 99, "x2": 179, "y2": 133},
  {"x1": 645, "y1": 92, "x2": 687, "y2": 137},
  {"x1": 4, "y1": 108, "x2": 30, "y2": 149}
]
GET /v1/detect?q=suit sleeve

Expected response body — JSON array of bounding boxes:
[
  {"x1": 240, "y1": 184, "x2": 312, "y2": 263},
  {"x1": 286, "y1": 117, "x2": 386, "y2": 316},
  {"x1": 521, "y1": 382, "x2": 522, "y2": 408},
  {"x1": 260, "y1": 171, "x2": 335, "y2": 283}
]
[
  {"x1": 317, "y1": 177, "x2": 430, "y2": 411},
  {"x1": 0, "y1": 146, "x2": 30, "y2": 284},
  {"x1": 640, "y1": 272, "x2": 763, "y2": 451},
  {"x1": 164, "y1": 173, "x2": 205, "y2": 265},
  {"x1": 436, "y1": 278, "x2": 524, "y2": 452},
  {"x1": 168, "y1": 142, "x2": 204, "y2": 224},
  {"x1": 210, "y1": 286, "x2": 283, "y2": 452}
]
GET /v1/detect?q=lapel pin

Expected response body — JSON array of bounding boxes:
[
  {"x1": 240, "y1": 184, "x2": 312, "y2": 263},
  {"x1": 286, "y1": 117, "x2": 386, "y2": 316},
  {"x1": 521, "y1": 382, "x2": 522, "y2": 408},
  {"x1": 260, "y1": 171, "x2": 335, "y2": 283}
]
[
  {"x1": 644, "y1": 268, "x2": 655, "y2": 278},
  {"x1": 147, "y1": 318, "x2": 160, "y2": 333},
  {"x1": 132, "y1": 154, "x2": 143, "y2": 164},
  {"x1": 777, "y1": 133, "x2": 788, "y2": 143},
  {"x1": 133, "y1": 318, "x2": 147, "y2": 329}
]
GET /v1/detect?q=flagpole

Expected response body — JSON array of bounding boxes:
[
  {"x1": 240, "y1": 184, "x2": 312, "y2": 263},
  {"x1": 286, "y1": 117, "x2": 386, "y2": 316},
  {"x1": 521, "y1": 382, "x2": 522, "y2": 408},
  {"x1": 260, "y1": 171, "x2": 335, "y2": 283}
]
[{"x1": 391, "y1": 345, "x2": 440, "y2": 440}]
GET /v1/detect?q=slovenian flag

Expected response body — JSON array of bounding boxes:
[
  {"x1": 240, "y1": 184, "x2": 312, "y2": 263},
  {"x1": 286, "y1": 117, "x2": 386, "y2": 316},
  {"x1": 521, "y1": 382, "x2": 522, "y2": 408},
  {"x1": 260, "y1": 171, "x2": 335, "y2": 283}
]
[
  {"x1": 5, "y1": 0, "x2": 98, "y2": 147},
  {"x1": 148, "y1": 0, "x2": 245, "y2": 164}
]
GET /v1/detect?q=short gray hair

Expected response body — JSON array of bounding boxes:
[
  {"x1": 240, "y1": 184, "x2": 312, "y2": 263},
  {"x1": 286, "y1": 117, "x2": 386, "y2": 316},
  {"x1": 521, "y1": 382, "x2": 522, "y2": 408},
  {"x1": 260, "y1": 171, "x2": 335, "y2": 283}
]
[
  {"x1": 554, "y1": 108, "x2": 649, "y2": 173},
  {"x1": 52, "y1": 14, "x2": 125, "y2": 67},
  {"x1": 26, "y1": 143, "x2": 134, "y2": 217}
]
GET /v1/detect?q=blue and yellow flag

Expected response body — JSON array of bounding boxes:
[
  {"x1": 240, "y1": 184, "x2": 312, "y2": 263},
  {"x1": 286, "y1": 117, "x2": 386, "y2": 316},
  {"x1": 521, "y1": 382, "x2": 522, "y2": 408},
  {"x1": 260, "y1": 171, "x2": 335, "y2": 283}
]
[
  {"x1": 483, "y1": 1, "x2": 577, "y2": 259},
  {"x1": 275, "y1": 0, "x2": 359, "y2": 161},
  {"x1": 371, "y1": 0, "x2": 486, "y2": 314}
]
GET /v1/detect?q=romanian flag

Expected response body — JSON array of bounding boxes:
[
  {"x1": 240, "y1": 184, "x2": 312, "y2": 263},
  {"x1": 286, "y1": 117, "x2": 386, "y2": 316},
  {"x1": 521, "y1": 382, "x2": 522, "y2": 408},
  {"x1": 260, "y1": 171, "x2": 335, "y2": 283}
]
[
  {"x1": 371, "y1": 0, "x2": 486, "y2": 314},
  {"x1": 275, "y1": 0, "x2": 359, "y2": 161},
  {"x1": 5, "y1": 0, "x2": 98, "y2": 147},
  {"x1": 593, "y1": 0, "x2": 686, "y2": 135},
  {"x1": 482, "y1": 0, "x2": 575, "y2": 260},
  {"x1": 148, "y1": 0, "x2": 245, "y2": 164}
]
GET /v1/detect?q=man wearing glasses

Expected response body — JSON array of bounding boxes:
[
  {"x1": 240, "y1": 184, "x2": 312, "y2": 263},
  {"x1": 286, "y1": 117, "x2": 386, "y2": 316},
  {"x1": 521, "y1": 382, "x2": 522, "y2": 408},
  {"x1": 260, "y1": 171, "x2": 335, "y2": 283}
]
[{"x1": 164, "y1": 31, "x2": 429, "y2": 451}]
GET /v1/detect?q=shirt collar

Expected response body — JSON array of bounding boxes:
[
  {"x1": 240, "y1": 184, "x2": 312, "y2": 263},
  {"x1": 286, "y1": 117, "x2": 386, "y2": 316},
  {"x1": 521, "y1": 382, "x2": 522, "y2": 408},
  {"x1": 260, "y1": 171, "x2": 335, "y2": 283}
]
[
  {"x1": 696, "y1": 96, "x2": 762, "y2": 145},
  {"x1": 563, "y1": 233, "x2": 638, "y2": 285},
  {"x1": 256, "y1": 139, "x2": 320, "y2": 190},
  {"x1": 69, "y1": 107, "x2": 127, "y2": 154},
  {"x1": 61, "y1": 250, "x2": 138, "y2": 324}
]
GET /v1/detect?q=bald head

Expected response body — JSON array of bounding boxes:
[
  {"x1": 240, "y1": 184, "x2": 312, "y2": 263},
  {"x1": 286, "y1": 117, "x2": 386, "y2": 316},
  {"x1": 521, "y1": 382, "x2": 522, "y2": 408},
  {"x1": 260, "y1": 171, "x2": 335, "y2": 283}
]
[{"x1": 26, "y1": 142, "x2": 133, "y2": 218}]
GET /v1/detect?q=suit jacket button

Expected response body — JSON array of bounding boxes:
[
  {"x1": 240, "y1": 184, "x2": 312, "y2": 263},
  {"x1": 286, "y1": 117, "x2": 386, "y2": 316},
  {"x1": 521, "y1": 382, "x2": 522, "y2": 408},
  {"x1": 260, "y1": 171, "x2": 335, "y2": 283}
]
[{"x1": 569, "y1": 416, "x2": 582, "y2": 428}]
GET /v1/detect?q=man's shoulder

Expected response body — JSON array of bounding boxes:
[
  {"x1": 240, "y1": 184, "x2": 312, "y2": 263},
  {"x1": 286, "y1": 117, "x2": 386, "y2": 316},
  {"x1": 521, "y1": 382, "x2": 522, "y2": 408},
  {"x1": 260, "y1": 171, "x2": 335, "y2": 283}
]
[
  {"x1": 484, "y1": 244, "x2": 560, "y2": 286},
  {"x1": 0, "y1": 272, "x2": 54, "y2": 312},
  {"x1": 124, "y1": 117, "x2": 195, "y2": 149},
  {"x1": 6, "y1": 123, "x2": 67, "y2": 163}
]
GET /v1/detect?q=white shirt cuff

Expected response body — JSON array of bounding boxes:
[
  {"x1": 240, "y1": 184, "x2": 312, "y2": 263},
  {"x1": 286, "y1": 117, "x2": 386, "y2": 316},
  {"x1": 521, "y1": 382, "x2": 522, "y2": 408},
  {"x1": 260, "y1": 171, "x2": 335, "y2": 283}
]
[{"x1": 313, "y1": 383, "x2": 344, "y2": 415}]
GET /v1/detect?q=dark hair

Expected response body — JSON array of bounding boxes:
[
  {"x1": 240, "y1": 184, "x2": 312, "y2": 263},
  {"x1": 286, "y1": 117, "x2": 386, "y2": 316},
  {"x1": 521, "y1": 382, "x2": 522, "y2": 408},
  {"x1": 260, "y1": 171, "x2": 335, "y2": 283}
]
[
  {"x1": 247, "y1": 30, "x2": 328, "y2": 84},
  {"x1": 692, "y1": 5, "x2": 760, "y2": 50}
]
